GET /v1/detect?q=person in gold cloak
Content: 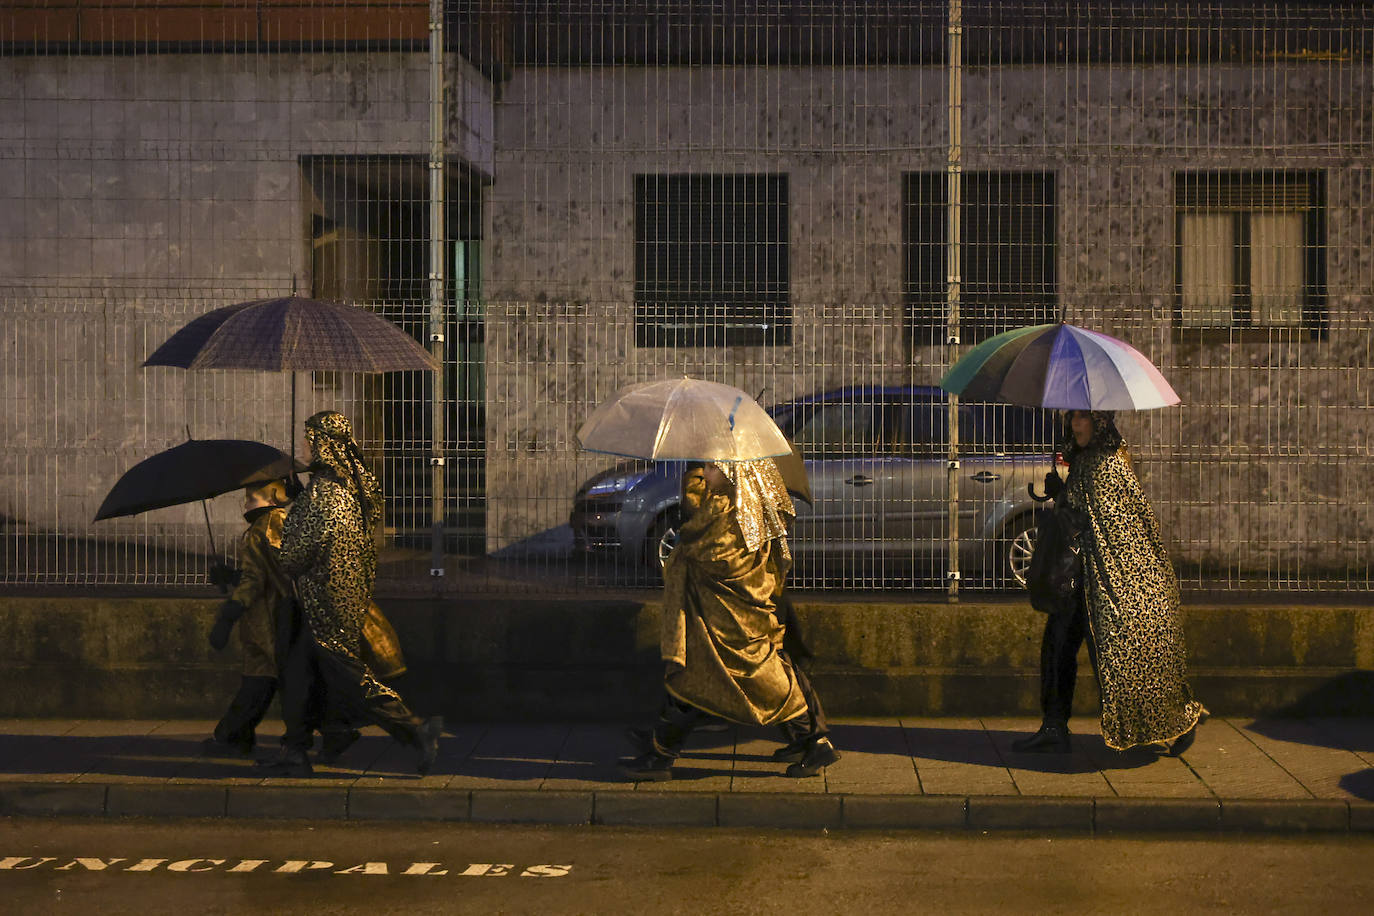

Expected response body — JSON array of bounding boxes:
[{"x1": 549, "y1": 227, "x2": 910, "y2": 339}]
[
  {"x1": 1014, "y1": 410, "x2": 1206, "y2": 755},
  {"x1": 618, "y1": 458, "x2": 839, "y2": 780}
]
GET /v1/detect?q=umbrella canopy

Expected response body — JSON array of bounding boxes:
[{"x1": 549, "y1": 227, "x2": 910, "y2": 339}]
[
  {"x1": 142, "y1": 296, "x2": 438, "y2": 373},
  {"x1": 939, "y1": 322, "x2": 1180, "y2": 411},
  {"x1": 95, "y1": 438, "x2": 304, "y2": 521},
  {"x1": 577, "y1": 377, "x2": 792, "y2": 463},
  {"x1": 774, "y1": 440, "x2": 813, "y2": 506}
]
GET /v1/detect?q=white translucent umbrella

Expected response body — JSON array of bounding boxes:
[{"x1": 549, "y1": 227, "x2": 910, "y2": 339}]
[{"x1": 576, "y1": 377, "x2": 791, "y2": 463}]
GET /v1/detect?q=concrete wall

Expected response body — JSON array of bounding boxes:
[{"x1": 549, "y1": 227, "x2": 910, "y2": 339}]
[
  {"x1": 482, "y1": 64, "x2": 1374, "y2": 578},
  {"x1": 1, "y1": 595, "x2": 1370, "y2": 720},
  {"x1": 0, "y1": 51, "x2": 494, "y2": 562}
]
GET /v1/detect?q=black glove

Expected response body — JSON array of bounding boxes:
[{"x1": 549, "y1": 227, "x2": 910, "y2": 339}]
[
  {"x1": 208, "y1": 561, "x2": 241, "y2": 594},
  {"x1": 209, "y1": 600, "x2": 246, "y2": 651},
  {"x1": 1042, "y1": 470, "x2": 1065, "y2": 500}
]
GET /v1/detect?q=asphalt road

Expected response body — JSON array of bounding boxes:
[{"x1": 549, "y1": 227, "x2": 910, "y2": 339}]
[{"x1": 3, "y1": 818, "x2": 1373, "y2": 915}]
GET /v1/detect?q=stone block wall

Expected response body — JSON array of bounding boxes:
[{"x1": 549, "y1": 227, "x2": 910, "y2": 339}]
[
  {"x1": 0, "y1": 51, "x2": 494, "y2": 573},
  {"x1": 481, "y1": 63, "x2": 1374, "y2": 581}
]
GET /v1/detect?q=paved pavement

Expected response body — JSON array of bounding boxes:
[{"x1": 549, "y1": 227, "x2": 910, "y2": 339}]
[{"x1": 2, "y1": 716, "x2": 1372, "y2": 833}]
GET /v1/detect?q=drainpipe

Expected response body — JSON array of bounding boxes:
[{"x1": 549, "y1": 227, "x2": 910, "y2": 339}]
[
  {"x1": 945, "y1": 0, "x2": 963, "y2": 601},
  {"x1": 428, "y1": 0, "x2": 447, "y2": 582}
]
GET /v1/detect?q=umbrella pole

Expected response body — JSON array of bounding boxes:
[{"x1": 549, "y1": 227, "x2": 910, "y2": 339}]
[
  {"x1": 290, "y1": 372, "x2": 297, "y2": 466},
  {"x1": 200, "y1": 498, "x2": 218, "y2": 557}
]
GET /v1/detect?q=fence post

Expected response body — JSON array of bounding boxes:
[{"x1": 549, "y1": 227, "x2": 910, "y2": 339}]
[
  {"x1": 428, "y1": 0, "x2": 447, "y2": 582},
  {"x1": 945, "y1": 0, "x2": 963, "y2": 601}
]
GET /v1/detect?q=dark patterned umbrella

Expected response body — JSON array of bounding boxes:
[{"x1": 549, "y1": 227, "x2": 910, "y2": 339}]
[{"x1": 142, "y1": 296, "x2": 438, "y2": 373}]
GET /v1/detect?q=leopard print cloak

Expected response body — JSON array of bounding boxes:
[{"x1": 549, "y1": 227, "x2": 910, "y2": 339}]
[
  {"x1": 1064, "y1": 443, "x2": 1205, "y2": 751},
  {"x1": 279, "y1": 471, "x2": 376, "y2": 657}
]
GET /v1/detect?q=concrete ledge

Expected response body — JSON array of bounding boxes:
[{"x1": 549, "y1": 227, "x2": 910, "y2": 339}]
[
  {"x1": 226, "y1": 786, "x2": 349, "y2": 820},
  {"x1": 718, "y1": 793, "x2": 842, "y2": 830},
  {"x1": 967, "y1": 796, "x2": 1094, "y2": 831},
  {"x1": 1093, "y1": 797, "x2": 1221, "y2": 833},
  {"x1": 348, "y1": 788, "x2": 470, "y2": 821},
  {"x1": 1349, "y1": 802, "x2": 1374, "y2": 832},
  {"x1": 107, "y1": 784, "x2": 227, "y2": 819},
  {"x1": 5, "y1": 596, "x2": 1372, "y2": 719},
  {"x1": 842, "y1": 794, "x2": 966, "y2": 829},
  {"x1": 593, "y1": 791, "x2": 717, "y2": 827},
  {"x1": 470, "y1": 790, "x2": 592, "y2": 825},
  {"x1": 0, "y1": 783, "x2": 107, "y2": 817},
  {"x1": 1220, "y1": 799, "x2": 1350, "y2": 832}
]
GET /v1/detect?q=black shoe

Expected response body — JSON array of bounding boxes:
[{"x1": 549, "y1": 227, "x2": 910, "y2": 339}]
[
  {"x1": 617, "y1": 752, "x2": 674, "y2": 782},
  {"x1": 416, "y1": 717, "x2": 443, "y2": 775},
  {"x1": 785, "y1": 737, "x2": 840, "y2": 778},
  {"x1": 771, "y1": 739, "x2": 808, "y2": 763},
  {"x1": 624, "y1": 726, "x2": 653, "y2": 755},
  {"x1": 1168, "y1": 722, "x2": 1199, "y2": 757},
  {"x1": 256, "y1": 747, "x2": 313, "y2": 778},
  {"x1": 1010, "y1": 724, "x2": 1071, "y2": 754},
  {"x1": 697, "y1": 716, "x2": 731, "y2": 733},
  {"x1": 201, "y1": 736, "x2": 253, "y2": 759},
  {"x1": 317, "y1": 728, "x2": 362, "y2": 765}
]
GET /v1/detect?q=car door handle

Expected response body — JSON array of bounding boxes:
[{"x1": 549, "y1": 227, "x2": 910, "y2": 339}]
[
  {"x1": 970, "y1": 471, "x2": 1001, "y2": 483},
  {"x1": 845, "y1": 475, "x2": 875, "y2": 487}
]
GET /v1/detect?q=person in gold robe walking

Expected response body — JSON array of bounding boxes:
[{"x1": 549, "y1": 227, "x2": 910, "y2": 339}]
[
  {"x1": 1014, "y1": 410, "x2": 1206, "y2": 754},
  {"x1": 619, "y1": 458, "x2": 838, "y2": 780}
]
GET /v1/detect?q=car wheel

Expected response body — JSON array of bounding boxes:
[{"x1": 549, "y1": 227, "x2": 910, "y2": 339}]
[{"x1": 1003, "y1": 514, "x2": 1039, "y2": 589}]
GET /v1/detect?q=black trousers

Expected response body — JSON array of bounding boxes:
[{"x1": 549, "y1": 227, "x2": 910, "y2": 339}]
[
  {"x1": 1037, "y1": 591, "x2": 1098, "y2": 727},
  {"x1": 214, "y1": 676, "x2": 276, "y2": 748},
  {"x1": 776, "y1": 589, "x2": 828, "y2": 741},
  {"x1": 278, "y1": 616, "x2": 425, "y2": 754}
]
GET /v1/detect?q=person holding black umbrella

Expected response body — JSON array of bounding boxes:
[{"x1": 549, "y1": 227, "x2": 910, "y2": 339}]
[
  {"x1": 203, "y1": 478, "x2": 293, "y2": 756},
  {"x1": 260, "y1": 410, "x2": 440, "y2": 777}
]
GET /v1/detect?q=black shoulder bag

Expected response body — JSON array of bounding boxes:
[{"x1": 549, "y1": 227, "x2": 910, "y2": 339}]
[{"x1": 1025, "y1": 503, "x2": 1088, "y2": 615}]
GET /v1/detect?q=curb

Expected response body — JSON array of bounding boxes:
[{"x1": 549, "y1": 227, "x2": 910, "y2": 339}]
[{"x1": 2, "y1": 784, "x2": 1371, "y2": 834}]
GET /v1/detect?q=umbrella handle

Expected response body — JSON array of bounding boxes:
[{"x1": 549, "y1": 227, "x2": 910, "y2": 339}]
[{"x1": 200, "y1": 498, "x2": 218, "y2": 555}]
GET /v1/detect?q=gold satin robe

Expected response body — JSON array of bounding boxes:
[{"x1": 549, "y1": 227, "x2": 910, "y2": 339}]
[
  {"x1": 659, "y1": 467, "x2": 808, "y2": 726},
  {"x1": 1066, "y1": 445, "x2": 1205, "y2": 750}
]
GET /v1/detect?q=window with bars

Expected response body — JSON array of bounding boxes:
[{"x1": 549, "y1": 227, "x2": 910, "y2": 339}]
[
  {"x1": 903, "y1": 171, "x2": 1058, "y2": 345},
  {"x1": 1174, "y1": 171, "x2": 1326, "y2": 333},
  {"x1": 634, "y1": 173, "x2": 790, "y2": 347}
]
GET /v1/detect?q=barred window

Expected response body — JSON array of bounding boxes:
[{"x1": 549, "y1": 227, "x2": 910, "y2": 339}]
[
  {"x1": 634, "y1": 173, "x2": 790, "y2": 347},
  {"x1": 903, "y1": 171, "x2": 1058, "y2": 345},
  {"x1": 1175, "y1": 171, "x2": 1326, "y2": 333}
]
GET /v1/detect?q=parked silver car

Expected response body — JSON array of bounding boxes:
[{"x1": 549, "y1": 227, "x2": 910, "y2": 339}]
[{"x1": 570, "y1": 386, "x2": 1058, "y2": 588}]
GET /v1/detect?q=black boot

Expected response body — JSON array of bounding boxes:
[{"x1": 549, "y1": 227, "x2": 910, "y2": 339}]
[
  {"x1": 785, "y1": 737, "x2": 841, "y2": 778},
  {"x1": 772, "y1": 715, "x2": 813, "y2": 763},
  {"x1": 1011, "y1": 723, "x2": 1072, "y2": 754},
  {"x1": 316, "y1": 728, "x2": 361, "y2": 765},
  {"x1": 617, "y1": 751, "x2": 674, "y2": 782},
  {"x1": 256, "y1": 746, "x2": 313, "y2": 777}
]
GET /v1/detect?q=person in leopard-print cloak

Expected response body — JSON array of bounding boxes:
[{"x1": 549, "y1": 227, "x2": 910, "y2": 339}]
[
  {"x1": 263, "y1": 410, "x2": 440, "y2": 777},
  {"x1": 1014, "y1": 410, "x2": 1206, "y2": 755}
]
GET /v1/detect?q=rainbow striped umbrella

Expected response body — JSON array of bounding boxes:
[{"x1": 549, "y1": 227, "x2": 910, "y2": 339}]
[{"x1": 939, "y1": 323, "x2": 1180, "y2": 410}]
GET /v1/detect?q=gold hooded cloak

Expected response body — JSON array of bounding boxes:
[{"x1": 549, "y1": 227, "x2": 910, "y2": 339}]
[{"x1": 659, "y1": 462, "x2": 807, "y2": 726}]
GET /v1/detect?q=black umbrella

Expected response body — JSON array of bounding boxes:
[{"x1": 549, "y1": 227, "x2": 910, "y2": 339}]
[{"x1": 95, "y1": 438, "x2": 303, "y2": 555}]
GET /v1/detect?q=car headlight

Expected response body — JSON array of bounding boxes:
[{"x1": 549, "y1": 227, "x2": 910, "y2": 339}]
[{"x1": 585, "y1": 470, "x2": 650, "y2": 496}]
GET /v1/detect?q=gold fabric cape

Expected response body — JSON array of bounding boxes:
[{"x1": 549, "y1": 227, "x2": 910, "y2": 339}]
[
  {"x1": 1066, "y1": 445, "x2": 1205, "y2": 750},
  {"x1": 660, "y1": 467, "x2": 808, "y2": 726}
]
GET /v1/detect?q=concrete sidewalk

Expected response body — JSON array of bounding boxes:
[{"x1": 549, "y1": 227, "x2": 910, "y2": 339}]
[{"x1": 2, "y1": 716, "x2": 1372, "y2": 834}]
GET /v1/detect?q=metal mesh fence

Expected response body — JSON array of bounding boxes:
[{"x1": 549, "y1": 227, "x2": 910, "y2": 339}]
[{"x1": 2, "y1": 2, "x2": 1371, "y2": 594}]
